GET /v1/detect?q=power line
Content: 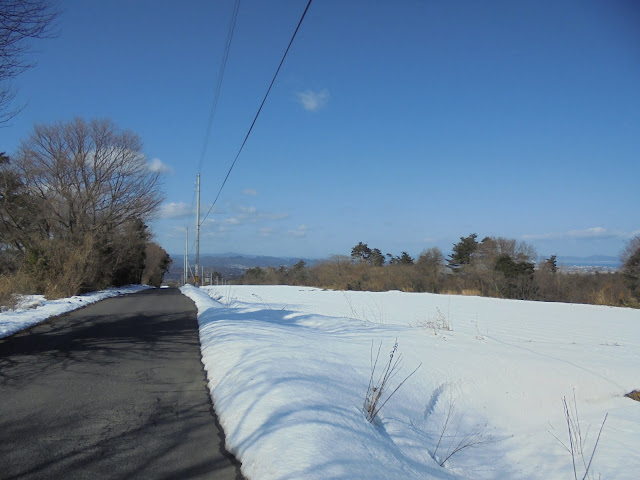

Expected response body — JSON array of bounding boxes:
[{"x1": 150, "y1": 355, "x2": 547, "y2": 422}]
[
  {"x1": 201, "y1": 0, "x2": 314, "y2": 224},
  {"x1": 197, "y1": 0, "x2": 240, "y2": 174},
  {"x1": 185, "y1": 0, "x2": 240, "y2": 244}
]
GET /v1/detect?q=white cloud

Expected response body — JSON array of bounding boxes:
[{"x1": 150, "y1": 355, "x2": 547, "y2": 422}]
[
  {"x1": 238, "y1": 206, "x2": 257, "y2": 215},
  {"x1": 262, "y1": 212, "x2": 289, "y2": 221},
  {"x1": 522, "y1": 227, "x2": 637, "y2": 241},
  {"x1": 296, "y1": 89, "x2": 330, "y2": 112},
  {"x1": 159, "y1": 202, "x2": 193, "y2": 219},
  {"x1": 168, "y1": 225, "x2": 189, "y2": 238},
  {"x1": 190, "y1": 204, "x2": 290, "y2": 239},
  {"x1": 231, "y1": 204, "x2": 289, "y2": 223},
  {"x1": 289, "y1": 224, "x2": 311, "y2": 237},
  {"x1": 243, "y1": 188, "x2": 258, "y2": 196},
  {"x1": 148, "y1": 158, "x2": 174, "y2": 174},
  {"x1": 202, "y1": 227, "x2": 229, "y2": 239}
]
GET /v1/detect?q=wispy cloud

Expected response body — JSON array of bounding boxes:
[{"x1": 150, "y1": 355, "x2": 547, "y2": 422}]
[
  {"x1": 296, "y1": 89, "x2": 330, "y2": 112},
  {"x1": 231, "y1": 205, "x2": 289, "y2": 223},
  {"x1": 148, "y1": 158, "x2": 173, "y2": 174},
  {"x1": 262, "y1": 212, "x2": 289, "y2": 221},
  {"x1": 168, "y1": 225, "x2": 189, "y2": 238},
  {"x1": 243, "y1": 188, "x2": 258, "y2": 196},
  {"x1": 523, "y1": 227, "x2": 639, "y2": 241},
  {"x1": 238, "y1": 206, "x2": 257, "y2": 215},
  {"x1": 289, "y1": 224, "x2": 311, "y2": 237},
  {"x1": 159, "y1": 202, "x2": 193, "y2": 219},
  {"x1": 202, "y1": 226, "x2": 230, "y2": 239},
  {"x1": 259, "y1": 227, "x2": 274, "y2": 237}
]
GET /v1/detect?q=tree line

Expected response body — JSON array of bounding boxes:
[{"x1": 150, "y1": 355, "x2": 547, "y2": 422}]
[
  {"x1": 238, "y1": 234, "x2": 640, "y2": 308},
  {"x1": 1, "y1": 118, "x2": 171, "y2": 304}
]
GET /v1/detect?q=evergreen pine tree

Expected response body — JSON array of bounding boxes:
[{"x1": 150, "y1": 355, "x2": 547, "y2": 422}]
[
  {"x1": 351, "y1": 242, "x2": 372, "y2": 262},
  {"x1": 448, "y1": 233, "x2": 478, "y2": 266},
  {"x1": 370, "y1": 248, "x2": 385, "y2": 266},
  {"x1": 543, "y1": 255, "x2": 558, "y2": 274}
]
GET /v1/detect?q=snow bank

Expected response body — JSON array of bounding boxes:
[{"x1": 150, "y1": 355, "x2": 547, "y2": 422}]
[
  {"x1": 0, "y1": 285, "x2": 152, "y2": 339},
  {"x1": 183, "y1": 284, "x2": 640, "y2": 480}
]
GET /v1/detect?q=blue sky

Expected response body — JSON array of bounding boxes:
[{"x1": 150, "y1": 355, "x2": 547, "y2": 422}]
[{"x1": 2, "y1": 0, "x2": 639, "y2": 259}]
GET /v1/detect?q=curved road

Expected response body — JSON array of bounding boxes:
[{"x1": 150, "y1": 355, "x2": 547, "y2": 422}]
[{"x1": 0, "y1": 288, "x2": 245, "y2": 480}]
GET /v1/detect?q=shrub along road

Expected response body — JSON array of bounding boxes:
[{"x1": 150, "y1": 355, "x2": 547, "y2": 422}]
[{"x1": 0, "y1": 288, "x2": 244, "y2": 480}]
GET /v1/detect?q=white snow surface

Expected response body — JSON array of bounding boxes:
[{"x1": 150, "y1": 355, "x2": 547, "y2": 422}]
[
  {"x1": 182, "y1": 284, "x2": 640, "y2": 480},
  {"x1": 0, "y1": 285, "x2": 152, "y2": 339}
]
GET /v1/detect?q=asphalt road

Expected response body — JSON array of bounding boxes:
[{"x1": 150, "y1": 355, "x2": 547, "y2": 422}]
[{"x1": 0, "y1": 288, "x2": 245, "y2": 480}]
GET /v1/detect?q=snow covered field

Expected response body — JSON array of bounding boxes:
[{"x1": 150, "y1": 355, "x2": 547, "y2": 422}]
[
  {"x1": 182, "y1": 284, "x2": 640, "y2": 480},
  {"x1": 0, "y1": 285, "x2": 151, "y2": 339},
  {"x1": 2, "y1": 284, "x2": 637, "y2": 478}
]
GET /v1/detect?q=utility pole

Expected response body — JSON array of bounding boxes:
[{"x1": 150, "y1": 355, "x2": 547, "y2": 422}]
[
  {"x1": 184, "y1": 228, "x2": 188, "y2": 284},
  {"x1": 195, "y1": 173, "x2": 201, "y2": 287}
]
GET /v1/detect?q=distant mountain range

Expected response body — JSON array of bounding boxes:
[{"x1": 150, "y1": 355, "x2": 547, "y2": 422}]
[{"x1": 166, "y1": 253, "x2": 317, "y2": 282}]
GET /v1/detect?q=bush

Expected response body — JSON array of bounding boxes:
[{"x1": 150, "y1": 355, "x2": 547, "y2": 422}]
[{"x1": 142, "y1": 242, "x2": 172, "y2": 287}]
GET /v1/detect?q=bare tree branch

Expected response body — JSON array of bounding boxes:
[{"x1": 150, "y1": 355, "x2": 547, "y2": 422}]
[{"x1": 0, "y1": 0, "x2": 59, "y2": 123}]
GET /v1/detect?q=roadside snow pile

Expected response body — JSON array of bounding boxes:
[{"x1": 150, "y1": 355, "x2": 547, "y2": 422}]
[
  {"x1": 182, "y1": 284, "x2": 640, "y2": 480},
  {"x1": 0, "y1": 285, "x2": 152, "y2": 339}
]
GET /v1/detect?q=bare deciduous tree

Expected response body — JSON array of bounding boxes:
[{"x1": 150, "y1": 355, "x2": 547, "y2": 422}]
[
  {"x1": 416, "y1": 247, "x2": 444, "y2": 293},
  {"x1": 620, "y1": 235, "x2": 640, "y2": 267},
  {"x1": 0, "y1": 118, "x2": 164, "y2": 295},
  {"x1": 474, "y1": 236, "x2": 536, "y2": 265},
  {"x1": 620, "y1": 235, "x2": 640, "y2": 298},
  {"x1": 13, "y1": 117, "x2": 163, "y2": 243},
  {"x1": 0, "y1": 0, "x2": 58, "y2": 122}
]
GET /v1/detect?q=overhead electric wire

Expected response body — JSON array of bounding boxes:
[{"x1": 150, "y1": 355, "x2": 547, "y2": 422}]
[
  {"x1": 197, "y1": 0, "x2": 240, "y2": 174},
  {"x1": 201, "y1": 0, "x2": 314, "y2": 224},
  {"x1": 185, "y1": 0, "x2": 240, "y2": 248}
]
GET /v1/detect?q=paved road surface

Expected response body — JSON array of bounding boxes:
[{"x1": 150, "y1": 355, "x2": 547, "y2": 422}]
[{"x1": 0, "y1": 288, "x2": 245, "y2": 480}]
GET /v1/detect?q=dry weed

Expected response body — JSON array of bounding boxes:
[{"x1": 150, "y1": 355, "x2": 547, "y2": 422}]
[
  {"x1": 363, "y1": 339, "x2": 421, "y2": 423},
  {"x1": 548, "y1": 392, "x2": 607, "y2": 480}
]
